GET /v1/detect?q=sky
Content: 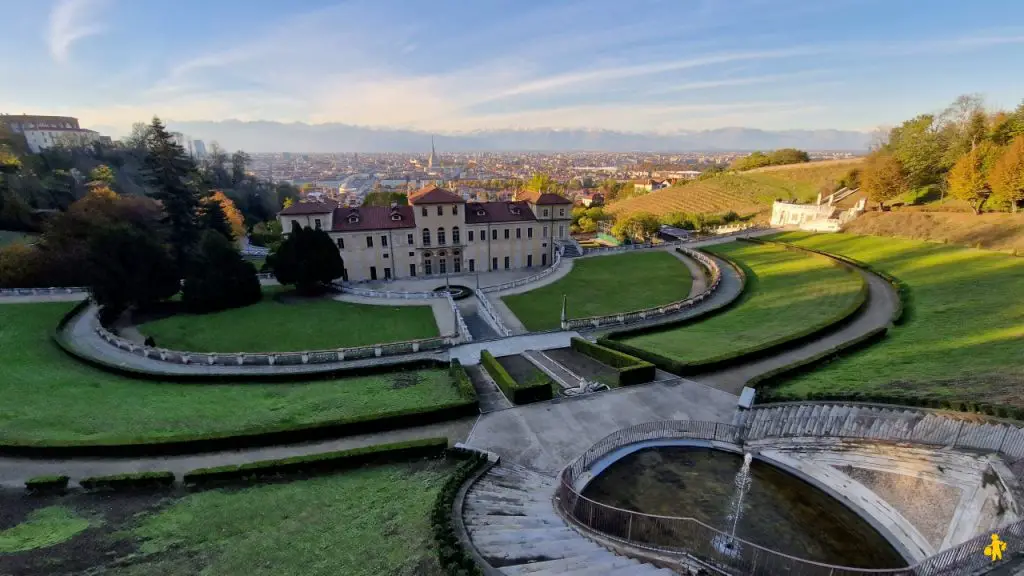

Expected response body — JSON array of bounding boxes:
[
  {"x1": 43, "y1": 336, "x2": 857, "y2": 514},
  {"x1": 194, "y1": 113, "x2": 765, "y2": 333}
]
[{"x1": 1, "y1": 0, "x2": 1023, "y2": 138}]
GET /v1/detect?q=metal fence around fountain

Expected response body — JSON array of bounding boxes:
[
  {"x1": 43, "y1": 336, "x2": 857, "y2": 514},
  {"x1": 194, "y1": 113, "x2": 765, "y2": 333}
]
[{"x1": 555, "y1": 419, "x2": 1024, "y2": 576}]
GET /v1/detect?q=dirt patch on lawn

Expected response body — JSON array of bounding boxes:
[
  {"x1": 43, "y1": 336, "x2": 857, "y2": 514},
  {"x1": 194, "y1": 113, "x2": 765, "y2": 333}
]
[{"x1": 843, "y1": 211, "x2": 1024, "y2": 253}]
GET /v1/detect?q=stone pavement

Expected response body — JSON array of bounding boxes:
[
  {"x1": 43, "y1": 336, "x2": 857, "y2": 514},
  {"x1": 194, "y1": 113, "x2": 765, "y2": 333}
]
[
  {"x1": 0, "y1": 418, "x2": 476, "y2": 487},
  {"x1": 449, "y1": 331, "x2": 580, "y2": 366}
]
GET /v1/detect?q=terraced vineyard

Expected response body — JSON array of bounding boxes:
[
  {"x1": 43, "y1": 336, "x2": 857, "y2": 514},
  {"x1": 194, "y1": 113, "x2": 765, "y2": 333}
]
[{"x1": 607, "y1": 159, "x2": 863, "y2": 220}]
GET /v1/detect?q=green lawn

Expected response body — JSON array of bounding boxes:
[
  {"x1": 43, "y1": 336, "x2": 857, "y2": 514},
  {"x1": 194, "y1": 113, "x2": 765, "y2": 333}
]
[
  {"x1": 0, "y1": 302, "x2": 461, "y2": 445},
  {"x1": 116, "y1": 462, "x2": 453, "y2": 576},
  {"x1": 0, "y1": 230, "x2": 36, "y2": 247},
  {"x1": 0, "y1": 507, "x2": 92, "y2": 553},
  {"x1": 618, "y1": 242, "x2": 864, "y2": 364},
  {"x1": 138, "y1": 287, "x2": 439, "y2": 352},
  {"x1": 503, "y1": 251, "x2": 694, "y2": 331},
  {"x1": 764, "y1": 232, "x2": 1024, "y2": 406}
]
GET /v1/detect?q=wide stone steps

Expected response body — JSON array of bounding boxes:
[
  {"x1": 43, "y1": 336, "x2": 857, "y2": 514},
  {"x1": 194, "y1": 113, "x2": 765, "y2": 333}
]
[
  {"x1": 463, "y1": 462, "x2": 677, "y2": 575},
  {"x1": 740, "y1": 404, "x2": 1017, "y2": 454}
]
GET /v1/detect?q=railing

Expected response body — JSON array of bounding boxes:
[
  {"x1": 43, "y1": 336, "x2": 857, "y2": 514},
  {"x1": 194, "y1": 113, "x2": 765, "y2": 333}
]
[
  {"x1": 447, "y1": 291, "x2": 472, "y2": 343},
  {"x1": 479, "y1": 250, "x2": 564, "y2": 294},
  {"x1": 581, "y1": 240, "x2": 687, "y2": 256},
  {"x1": 561, "y1": 247, "x2": 722, "y2": 330},
  {"x1": 334, "y1": 282, "x2": 447, "y2": 299},
  {"x1": 473, "y1": 289, "x2": 511, "y2": 337},
  {"x1": 556, "y1": 416, "x2": 1024, "y2": 576},
  {"x1": 0, "y1": 286, "x2": 88, "y2": 297}
]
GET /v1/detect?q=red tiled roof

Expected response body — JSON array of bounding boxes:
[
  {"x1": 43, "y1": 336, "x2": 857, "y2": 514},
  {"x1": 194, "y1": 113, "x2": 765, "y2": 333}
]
[
  {"x1": 518, "y1": 190, "x2": 572, "y2": 205},
  {"x1": 279, "y1": 200, "x2": 339, "y2": 215},
  {"x1": 465, "y1": 201, "x2": 537, "y2": 224},
  {"x1": 332, "y1": 206, "x2": 416, "y2": 231},
  {"x1": 409, "y1": 185, "x2": 465, "y2": 204}
]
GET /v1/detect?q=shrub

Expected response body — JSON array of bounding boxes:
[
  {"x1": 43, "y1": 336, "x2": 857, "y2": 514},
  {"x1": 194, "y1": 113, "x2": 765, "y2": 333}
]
[
  {"x1": 480, "y1": 350, "x2": 553, "y2": 405},
  {"x1": 24, "y1": 475, "x2": 69, "y2": 495},
  {"x1": 570, "y1": 337, "x2": 655, "y2": 386},
  {"x1": 182, "y1": 230, "x2": 262, "y2": 313},
  {"x1": 448, "y1": 359, "x2": 477, "y2": 402},
  {"x1": 432, "y1": 449, "x2": 488, "y2": 575},
  {"x1": 79, "y1": 471, "x2": 175, "y2": 491},
  {"x1": 271, "y1": 222, "x2": 344, "y2": 294},
  {"x1": 183, "y1": 438, "x2": 448, "y2": 488}
]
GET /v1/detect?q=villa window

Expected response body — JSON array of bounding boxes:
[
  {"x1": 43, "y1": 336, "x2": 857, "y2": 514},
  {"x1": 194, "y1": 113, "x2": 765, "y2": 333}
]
[
  {"x1": 422, "y1": 228, "x2": 431, "y2": 246},
  {"x1": 528, "y1": 227, "x2": 533, "y2": 239},
  {"x1": 437, "y1": 227, "x2": 446, "y2": 245},
  {"x1": 492, "y1": 257, "x2": 497, "y2": 271},
  {"x1": 469, "y1": 259, "x2": 475, "y2": 272},
  {"x1": 454, "y1": 259, "x2": 461, "y2": 273},
  {"x1": 453, "y1": 205, "x2": 458, "y2": 215},
  {"x1": 527, "y1": 255, "x2": 533, "y2": 267},
  {"x1": 492, "y1": 229, "x2": 497, "y2": 240},
  {"x1": 504, "y1": 229, "x2": 509, "y2": 240},
  {"x1": 543, "y1": 226, "x2": 549, "y2": 238},
  {"x1": 366, "y1": 236, "x2": 373, "y2": 248},
  {"x1": 437, "y1": 206, "x2": 443, "y2": 216},
  {"x1": 421, "y1": 206, "x2": 427, "y2": 217},
  {"x1": 543, "y1": 209, "x2": 549, "y2": 217},
  {"x1": 336, "y1": 238, "x2": 345, "y2": 250},
  {"x1": 440, "y1": 259, "x2": 447, "y2": 274},
  {"x1": 469, "y1": 230, "x2": 474, "y2": 242},
  {"x1": 452, "y1": 226, "x2": 460, "y2": 244},
  {"x1": 425, "y1": 260, "x2": 432, "y2": 275},
  {"x1": 407, "y1": 233, "x2": 414, "y2": 244},
  {"x1": 516, "y1": 228, "x2": 521, "y2": 239},
  {"x1": 410, "y1": 263, "x2": 416, "y2": 276},
  {"x1": 559, "y1": 208, "x2": 565, "y2": 217},
  {"x1": 504, "y1": 256, "x2": 510, "y2": 269},
  {"x1": 314, "y1": 218, "x2": 322, "y2": 229},
  {"x1": 381, "y1": 235, "x2": 388, "y2": 247}
]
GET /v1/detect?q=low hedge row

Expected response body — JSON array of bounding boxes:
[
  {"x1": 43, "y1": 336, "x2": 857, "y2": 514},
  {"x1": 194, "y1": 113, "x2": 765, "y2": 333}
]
[
  {"x1": 182, "y1": 437, "x2": 449, "y2": 488},
  {"x1": 79, "y1": 471, "x2": 175, "y2": 491},
  {"x1": 750, "y1": 237, "x2": 910, "y2": 325},
  {"x1": 432, "y1": 448, "x2": 489, "y2": 576},
  {"x1": 600, "y1": 251, "x2": 748, "y2": 341},
  {"x1": 25, "y1": 475, "x2": 70, "y2": 495},
  {"x1": 449, "y1": 359, "x2": 477, "y2": 402},
  {"x1": 480, "y1": 350, "x2": 552, "y2": 405},
  {"x1": 569, "y1": 337, "x2": 655, "y2": 386}
]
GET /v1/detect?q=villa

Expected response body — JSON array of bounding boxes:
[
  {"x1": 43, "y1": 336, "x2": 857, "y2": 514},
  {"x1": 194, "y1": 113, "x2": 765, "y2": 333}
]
[{"x1": 277, "y1": 185, "x2": 573, "y2": 282}]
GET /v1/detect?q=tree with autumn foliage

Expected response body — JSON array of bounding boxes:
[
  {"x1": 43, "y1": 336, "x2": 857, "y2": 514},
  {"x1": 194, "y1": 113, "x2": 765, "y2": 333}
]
[
  {"x1": 990, "y1": 136, "x2": 1024, "y2": 213},
  {"x1": 947, "y1": 141, "x2": 999, "y2": 214},
  {"x1": 860, "y1": 152, "x2": 909, "y2": 209},
  {"x1": 204, "y1": 191, "x2": 245, "y2": 239}
]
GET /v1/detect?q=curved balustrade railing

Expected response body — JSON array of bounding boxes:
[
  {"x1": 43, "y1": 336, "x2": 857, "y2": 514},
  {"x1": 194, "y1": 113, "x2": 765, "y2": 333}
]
[
  {"x1": 556, "y1": 416, "x2": 1024, "y2": 576},
  {"x1": 333, "y1": 283, "x2": 448, "y2": 299},
  {"x1": 561, "y1": 247, "x2": 722, "y2": 330},
  {"x1": 447, "y1": 292, "x2": 472, "y2": 343},
  {"x1": 473, "y1": 289, "x2": 511, "y2": 337},
  {"x1": 479, "y1": 250, "x2": 563, "y2": 294},
  {"x1": 0, "y1": 286, "x2": 88, "y2": 297}
]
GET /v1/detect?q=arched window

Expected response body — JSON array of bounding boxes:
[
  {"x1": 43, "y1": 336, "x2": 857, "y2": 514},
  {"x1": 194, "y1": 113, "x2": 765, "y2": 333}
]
[
  {"x1": 452, "y1": 226, "x2": 460, "y2": 244},
  {"x1": 422, "y1": 228, "x2": 431, "y2": 246},
  {"x1": 437, "y1": 227, "x2": 446, "y2": 245}
]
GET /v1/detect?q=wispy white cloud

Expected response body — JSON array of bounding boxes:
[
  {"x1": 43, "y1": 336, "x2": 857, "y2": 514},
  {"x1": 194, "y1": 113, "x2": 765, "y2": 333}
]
[{"x1": 47, "y1": 0, "x2": 110, "y2": 63}]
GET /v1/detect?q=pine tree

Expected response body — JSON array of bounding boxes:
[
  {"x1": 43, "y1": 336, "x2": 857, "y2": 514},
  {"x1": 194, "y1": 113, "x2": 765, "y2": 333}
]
[
  {"x1": 182, "y1": 231, "x2": 261, "y2": 313},
  {"x1": 270, "y1": 222, "x2": 344, "y2": 294},
  {"x1": 143, "y1": 117, "x2": 202, "y2": 271},
  {"x1": 200, "y1": 197, "x2": 234, "y2": 241}
]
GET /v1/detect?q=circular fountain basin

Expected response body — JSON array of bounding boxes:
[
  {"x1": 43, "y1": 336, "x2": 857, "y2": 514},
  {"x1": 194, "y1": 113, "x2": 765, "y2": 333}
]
[{"x1": 581, "y1": 446, "x2": 907, "y2": 569}]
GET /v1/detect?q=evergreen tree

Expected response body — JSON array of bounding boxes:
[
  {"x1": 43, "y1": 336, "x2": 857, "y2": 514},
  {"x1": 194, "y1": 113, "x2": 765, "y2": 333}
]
[
  {"x1": 87, "y1": 224, "x2": 180, "y2": 323},
  {"x1": 200, "y1": 197, "x2": 234, "y2": 241},
  {"x1": 182, "y1": 231, "x2": 261, "y2": 313},
  {"x1": 143, "y1": 117, "x2": 202, "y2": 271},
  {"x1": 270, "y1": 222, "x2": 344, "y2": 294}
]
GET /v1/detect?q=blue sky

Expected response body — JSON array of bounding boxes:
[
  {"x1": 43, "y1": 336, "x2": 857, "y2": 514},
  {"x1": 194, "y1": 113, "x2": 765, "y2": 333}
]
[{"x1": 2, "y1": 0, "x2": 1023, "y2": 137}]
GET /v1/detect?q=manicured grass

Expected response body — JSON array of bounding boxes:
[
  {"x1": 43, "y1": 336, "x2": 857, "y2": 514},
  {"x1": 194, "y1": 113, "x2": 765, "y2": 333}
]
[
  {"x1": 138, "y1": 287, "x2": 439, "y2": 352},
  {"x1": 619, "y1": 242, "x2": 864, "y2": 363},
  {"x1": 764, "y1": 232, "x2": 1024, "y2": 406},
  {"x1": 0, "y1": 302, "x2": 461, "y2": 445},
  {"x1": 503, "y1": 251, "x2": 693, "y2": 331},
  {"x1": 0, "y1": 506, "x2": 92, "y2": 553},
  {"x1": 118, "y1": 461, "x2": 454, "y2": 576}
]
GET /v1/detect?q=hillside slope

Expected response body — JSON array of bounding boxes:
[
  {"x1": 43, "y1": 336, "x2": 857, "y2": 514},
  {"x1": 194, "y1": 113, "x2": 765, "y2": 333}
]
[
  {"x1": 607, "y1": 159, "x2": 862, "y2": 219},
  {"x1": 843, "y1": 211, "x2": 1024, "y2": 252}
]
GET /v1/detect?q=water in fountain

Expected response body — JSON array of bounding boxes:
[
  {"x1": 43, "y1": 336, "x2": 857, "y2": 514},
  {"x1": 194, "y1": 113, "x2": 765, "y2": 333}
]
[{"x1": 712, "y1": 452, "x2": 753, "y2": 558}]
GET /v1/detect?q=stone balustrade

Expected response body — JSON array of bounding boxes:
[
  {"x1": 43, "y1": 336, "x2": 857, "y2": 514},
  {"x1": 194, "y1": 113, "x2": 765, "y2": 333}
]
[
  {"x1": 479, "y1": 250, "x2": 564, "y2": 294},
  {"x1": 447, "y1": 292, "x2": 472, "y2": 343},
  {"x1": 333, "y1": 282, "x2": 448, "y2": 299},
  {"x1": 473, "y1": 288, "x2": 511, "y2": 337},
  {"x1": 561, "y1": 247, "x2": 722, "y2": 330},
  {"x1": 0, "y1": 286, "x2": 88, "y2": 296}
]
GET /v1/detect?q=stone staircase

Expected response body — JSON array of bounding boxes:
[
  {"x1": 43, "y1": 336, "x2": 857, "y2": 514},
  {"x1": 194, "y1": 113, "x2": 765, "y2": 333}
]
[
  {"x1": 738, "y1": 404, "x2": 1017, "y2": 454},
  {"x1": 560, "y1": 241, "x2": 583, "y2": 258},
  {"x1": 463, "y1": 462, "x2": 677, "y2": 575}
]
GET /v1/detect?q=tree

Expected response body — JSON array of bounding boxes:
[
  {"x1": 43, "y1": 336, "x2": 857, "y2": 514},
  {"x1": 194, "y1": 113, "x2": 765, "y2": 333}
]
[
  {"x1": 250, "y1": 220, "x2": 282, "y2": 248},
  {"x1": 282, "y1": 197, "x2": 295, "y2": 209},
  {"x1": 86, "y1": 224, "x2": 180, "y2": 322},
  {"x1": 182, "y1": 231, "x2": 261, "y2": 313},
  {"x1": 270, "y1": 222, "x2": 344, "y2": 294},
  {"x1": 204, "y1": 191, "x2": 245, "y2": 239},
  {"x1": 947, "y1": 141, "x2": 998, "y2": 214},
  {"x1": 362, "y1": 192, "x2": 408, "y2": 207},
  {"x1": 200, "y1": 196, "x2": 234, "y2": 241},
  {"x1": 231, "y1": 150, "x2": 251, "y2": 185},
  {"x1": 991, "y1": 101, "x2": 1024, "y2": 145},
  {"x1": 87, "y1": 164, "x2": 116, "y2": 191},
  {"x1": 123, "y1": 122, "x2": 152, "y2": 151},
  {"x1": 860, "y1": 152, "x2": 909, "y2": 209},
  {"x1": 526, "y1": 173, "x2": 555, "y2": 194},
  {"x1": 143, "y1": 117, "x2": 202, "y2": 270},
  {"x1": 730, "y1": 151, "x2": 771, "y2": 171},
  {"x1": 887, "y1": 114, "x2": 944, "y2": 188},
  {"x1": 767, "y1": 148, "x2": 810, "y2": 166},
  {"x1": 990, "y1": 136, "x2": 1024, "y2": 213},
  {"x1": 611, "y1": 212, "x2": 661, "y2": 243}
]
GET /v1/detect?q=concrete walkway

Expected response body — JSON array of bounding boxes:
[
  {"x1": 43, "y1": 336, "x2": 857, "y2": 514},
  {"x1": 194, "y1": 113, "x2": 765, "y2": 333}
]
[
  {"x1": 0, "y1": 418, "x2": 476, "y2": 487},
  {"x1": 449, "y1": 331, "x2": 579, "y2": 366},
  {"x1": 670, "y1": 248, "x2": 708, "y2": 298}
]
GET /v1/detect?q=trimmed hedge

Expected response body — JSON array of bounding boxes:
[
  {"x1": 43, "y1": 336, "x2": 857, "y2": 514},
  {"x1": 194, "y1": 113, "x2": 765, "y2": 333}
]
[
  {"x1": 570, "y1": 337, "x2": 655, "y2": 387},
  {"x1": 449, "y1": 359, "x2": 477, "y2": 402},
  {"x1": 183, "y1": 437, "x2": 448, "y2": 488},
  {"x1": 432, "y1": 448, "x2": 489, "y2": 575},
  {"x1": 79, "y1": 471, "x2": 175, "y2": 491},
  {"x1": 25, "y1": 475, "x2": 70, "y2": 495},
  {"x1": 599, "y1": 242, "x2": 869, "y2": 377},
  {"x1": 480, "y1": 350, "x2": 553, "y2": 405}
]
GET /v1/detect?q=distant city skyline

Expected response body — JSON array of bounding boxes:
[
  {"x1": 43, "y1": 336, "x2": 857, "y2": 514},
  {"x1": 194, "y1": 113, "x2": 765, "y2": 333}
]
[{"x1": 2, "y1": 0, "x2": 1023, "y2": 138}]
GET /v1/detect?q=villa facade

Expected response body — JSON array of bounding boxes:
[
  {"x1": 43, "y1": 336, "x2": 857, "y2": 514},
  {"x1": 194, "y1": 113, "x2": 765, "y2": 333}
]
[{"x1": 278, "y1": 185, "x2": 572, "y2": 282}]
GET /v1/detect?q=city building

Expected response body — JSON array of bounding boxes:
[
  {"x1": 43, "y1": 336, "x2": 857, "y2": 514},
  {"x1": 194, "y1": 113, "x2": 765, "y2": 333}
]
[
  {"x1": 0, "y1": 114, "x2": 105, "y2": 153},
  {"x1": 192, "y1": 140, "x2": 208, "y2": 159},
  {"x1": 278, "y1": 185, "x2": 573, "y2": 282}
]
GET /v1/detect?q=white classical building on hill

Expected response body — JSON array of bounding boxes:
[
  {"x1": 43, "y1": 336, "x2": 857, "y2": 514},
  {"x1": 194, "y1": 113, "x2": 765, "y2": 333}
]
[
  {"x1": 277, "y1": 185, "x2": 572, "y2": 283},
  {"x1": 771, "y1": 187, "x2": 867, "y2": 232},
  {"x1": 0, "y1": 114, "x2": 105, "y2": 153}
]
